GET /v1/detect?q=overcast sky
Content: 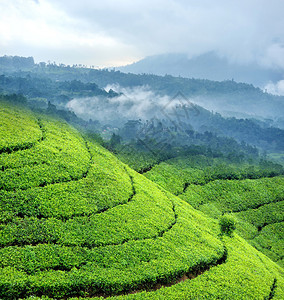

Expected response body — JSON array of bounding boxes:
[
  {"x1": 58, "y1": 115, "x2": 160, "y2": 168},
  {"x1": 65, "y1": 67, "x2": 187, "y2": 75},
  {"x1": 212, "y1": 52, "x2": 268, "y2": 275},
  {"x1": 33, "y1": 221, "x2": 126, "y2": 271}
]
[{"x1": 0, "y1": 0, "x2": 284, "y2": 68}]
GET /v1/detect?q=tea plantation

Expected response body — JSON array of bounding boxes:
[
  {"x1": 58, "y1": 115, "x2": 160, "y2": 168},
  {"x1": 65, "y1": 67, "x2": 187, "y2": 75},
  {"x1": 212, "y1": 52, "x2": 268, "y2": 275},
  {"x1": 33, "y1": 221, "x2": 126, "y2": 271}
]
[
  {"x1": 0, "y1": 100, "x2": 283, "y2": 299},
  {"x1": 144, "y1": 156, "x2": 284, "y2": 268}
]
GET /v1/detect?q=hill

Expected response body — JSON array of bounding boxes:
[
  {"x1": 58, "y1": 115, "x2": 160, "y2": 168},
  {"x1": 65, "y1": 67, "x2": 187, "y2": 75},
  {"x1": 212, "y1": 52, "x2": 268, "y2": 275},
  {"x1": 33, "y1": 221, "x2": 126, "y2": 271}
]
[
  {"x1": 114, "y1": 141, "x2": 284, "y2": 268},
  {"x1": 1, "y1": 73, "x2": 284, "y2": 156},
  {"x1": 0, "y1": 98, "x2": 284, "y2": 299},
  {"x1": 139, "y1": 155, "x2": 284, "y2": 268},
  {"x1": 1, "y1": 55, "x2": 284, "y2": 123},
  {"x1": 118, "y1": 52, "x2": 284, "y2": 89}
]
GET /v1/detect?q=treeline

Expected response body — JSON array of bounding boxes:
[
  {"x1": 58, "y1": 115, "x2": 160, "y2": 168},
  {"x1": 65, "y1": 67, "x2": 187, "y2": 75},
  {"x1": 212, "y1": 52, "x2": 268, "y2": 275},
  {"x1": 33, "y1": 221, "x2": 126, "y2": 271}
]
[
  {"x1": 1, "y1": 55, "x2": 283, "y2": 113},
  {"x1": 169, "y1": 104, "x2": 284, "y2": 152},
  {"x1": 106, "y1": 132, "x2": 281, "y2": 175},
  {"x1": 0, "y1": 74, "x2": 117, "y2": 105},
  {"x1": 1, "y1": 59, "x2": 284, "y2": 154},
  {"x1": 115, "y1": 116, "x2": 270, "y2": 161},
  {"x1": 0, "y1": 55, "x2": 34, "y2": 70}
]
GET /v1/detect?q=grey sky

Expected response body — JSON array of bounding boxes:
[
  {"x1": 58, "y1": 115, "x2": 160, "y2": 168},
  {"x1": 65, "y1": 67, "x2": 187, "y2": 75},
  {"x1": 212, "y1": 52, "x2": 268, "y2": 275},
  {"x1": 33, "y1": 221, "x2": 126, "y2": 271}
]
[{"x1": 0, "y1": 0, "x2": 283, "y2": 68}]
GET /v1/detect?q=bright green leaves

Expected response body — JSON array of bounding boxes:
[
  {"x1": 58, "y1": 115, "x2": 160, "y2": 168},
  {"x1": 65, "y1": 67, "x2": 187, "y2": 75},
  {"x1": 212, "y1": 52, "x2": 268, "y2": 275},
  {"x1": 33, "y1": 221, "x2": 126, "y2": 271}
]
[{"x1": 0, "y1": 101, "x2": 42, "y2": 154}]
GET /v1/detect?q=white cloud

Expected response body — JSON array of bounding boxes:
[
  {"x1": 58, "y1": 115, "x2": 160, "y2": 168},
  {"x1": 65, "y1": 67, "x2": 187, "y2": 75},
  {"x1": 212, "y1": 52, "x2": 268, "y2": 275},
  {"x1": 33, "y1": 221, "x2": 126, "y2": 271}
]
[
  {"x1": 0, "y1": 0, "x2": 139, "y2": 66},
  {"x1": 66, "y1": 84, "x2": 194, "y2": 123},
  {"x1": 261, "y1": 44, "x2": 284, "y2": 69},
  {"x1": 0, "y1": 0, "x2": 284, "y2": 68},
  {"x1": 264, "y1": 80, "x2": 284, "y2": 96}
]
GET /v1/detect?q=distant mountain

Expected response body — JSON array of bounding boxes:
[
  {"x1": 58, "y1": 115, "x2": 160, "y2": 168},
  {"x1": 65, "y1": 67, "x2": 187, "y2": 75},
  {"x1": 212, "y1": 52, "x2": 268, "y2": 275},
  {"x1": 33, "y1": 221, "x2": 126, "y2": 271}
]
[
  {"x1": 1, "y1": 55, "x2": 284, "y2": 126},
  {"x1": 118, "y1": 52, "x2": 284, "y2": 88}
]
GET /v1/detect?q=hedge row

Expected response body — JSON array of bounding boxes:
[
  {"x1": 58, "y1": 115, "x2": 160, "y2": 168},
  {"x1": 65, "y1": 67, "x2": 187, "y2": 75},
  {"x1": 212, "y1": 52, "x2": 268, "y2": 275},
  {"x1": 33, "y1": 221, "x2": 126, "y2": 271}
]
[
  {"x1": 0, "y1": 196, "x2": 225, "y2": 298},
  {"x1": 0, "y1": 101, "x2": 42, "y2": 153},
  {"x1": 0, "y1": 118, "x2": 90, "y2": 191},
  {"x1": 145, "y1": 155, "x2": 284, "y2": 195}
]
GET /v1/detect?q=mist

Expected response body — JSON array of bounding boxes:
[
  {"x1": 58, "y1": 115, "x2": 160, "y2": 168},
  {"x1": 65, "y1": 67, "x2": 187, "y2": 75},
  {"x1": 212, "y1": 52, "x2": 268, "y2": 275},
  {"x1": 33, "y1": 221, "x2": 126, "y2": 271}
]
[
  {"x1": 264, "y1": 80, "x2": 284, "y2": 96},
  {"x1": 66, "y1": 80, "x2": 284, "y2": 132},
  {"x1": 66, "y1": 85, "x2": 197, "y2": 126}
]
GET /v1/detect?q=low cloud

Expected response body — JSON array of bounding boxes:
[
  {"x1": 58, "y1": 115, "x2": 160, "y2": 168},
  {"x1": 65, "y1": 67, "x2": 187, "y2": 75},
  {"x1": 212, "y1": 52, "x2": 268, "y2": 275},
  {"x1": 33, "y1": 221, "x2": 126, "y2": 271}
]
[
  {"x1": 66, "y1": 85, "x2": 197, "y2": 125},
  {"x1": 264, "y1": 80, "x2": 284, "y2": 96}
]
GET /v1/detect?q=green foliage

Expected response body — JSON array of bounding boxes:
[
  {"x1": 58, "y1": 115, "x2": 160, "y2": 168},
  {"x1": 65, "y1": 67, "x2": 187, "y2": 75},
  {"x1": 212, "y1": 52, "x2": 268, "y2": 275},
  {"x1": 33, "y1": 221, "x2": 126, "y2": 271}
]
[
  {"x1": 113, "y1": 131, "x2": 261, "y2": 174},
  {"x1": 180, "y1": 176, "x2": 284, "y2": 266},
  {"x1": 115, "y1": 146, "x2": 160, "y2": 172},
  {"x1": 182, "y1": 176, "x2": 284, "y2": 211},
  {"x1": 250, "y1": 223, "x2": 284, "y2": 268},
  {"x1": 144, "y1": 155, "x2": 283, "y2": 195},
  {"x1": 219, "y1": 215, "x2": 236, "y2": 237},
  {"x1": 0, "y1": 102, "x2": 227, "y2": 298},
  {"x1": 67, "y1": 236, "x2": 284, "y2": 300},
  {"x1": 0, "y1": 117, "x2": 90, "y2": 191},
  {"x1": 0, "y1": 100, "x2": 42, "y2": 154},
  {"x1": 143, "y1": 153, "x2": 284, "y2": 266},
  {"x1": 234, "y1": 201, "x2": 283, "y2": 229},
  {"x1": 0, "y1": 101, "x2": 283, "y2": 299},
  {"x1": 107, "y1": 133, "x2": 121, "y2": 150}
]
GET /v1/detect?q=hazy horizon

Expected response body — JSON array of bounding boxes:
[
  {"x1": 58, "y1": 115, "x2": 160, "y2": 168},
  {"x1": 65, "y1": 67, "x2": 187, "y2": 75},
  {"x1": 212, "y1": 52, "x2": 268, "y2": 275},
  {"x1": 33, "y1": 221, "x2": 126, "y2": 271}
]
[{"x1": 0, "y1": 0, "x2": 284, "y2": 69}]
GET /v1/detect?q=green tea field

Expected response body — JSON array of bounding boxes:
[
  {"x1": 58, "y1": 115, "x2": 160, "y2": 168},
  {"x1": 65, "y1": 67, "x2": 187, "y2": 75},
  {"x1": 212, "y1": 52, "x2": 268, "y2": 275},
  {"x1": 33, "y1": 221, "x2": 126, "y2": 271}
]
[
  {"x1": 0, "y1": 99, "x2": 283, "y2": 299},
  {"x1": 144, "y1": 156, "x2": 284, "y2": 267}
]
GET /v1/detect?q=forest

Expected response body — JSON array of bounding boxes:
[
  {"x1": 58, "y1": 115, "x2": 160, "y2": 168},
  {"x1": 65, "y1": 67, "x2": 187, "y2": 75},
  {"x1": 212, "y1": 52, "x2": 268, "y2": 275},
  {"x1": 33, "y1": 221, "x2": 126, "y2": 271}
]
[{"x1": 1, "y1": 56, "x2": 284, "y2": 157}]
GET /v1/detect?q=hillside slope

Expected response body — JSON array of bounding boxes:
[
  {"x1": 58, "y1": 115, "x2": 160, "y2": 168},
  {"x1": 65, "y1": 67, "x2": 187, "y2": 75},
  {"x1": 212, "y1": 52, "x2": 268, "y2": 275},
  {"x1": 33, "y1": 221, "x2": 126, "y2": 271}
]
[
  {"x1": 0, "y1": 99, "x2": 283, "y2": 299},
  {"x1": 140, "y1": 155, "x2": 284, "y2": 267}
]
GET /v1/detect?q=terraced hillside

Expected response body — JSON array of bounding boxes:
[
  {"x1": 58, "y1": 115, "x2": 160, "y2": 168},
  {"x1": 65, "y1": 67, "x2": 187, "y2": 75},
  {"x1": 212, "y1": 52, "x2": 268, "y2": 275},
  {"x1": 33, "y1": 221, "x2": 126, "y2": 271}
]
[
  {"x1": 0, "y1": 100, "x2": 284, "y2": 299},
  {"x1": 144, "y1": 156, "x2": 284, "y2": 267},
  {"x1": 181, "y1": 177, "x2": 284, "y2": 267}
]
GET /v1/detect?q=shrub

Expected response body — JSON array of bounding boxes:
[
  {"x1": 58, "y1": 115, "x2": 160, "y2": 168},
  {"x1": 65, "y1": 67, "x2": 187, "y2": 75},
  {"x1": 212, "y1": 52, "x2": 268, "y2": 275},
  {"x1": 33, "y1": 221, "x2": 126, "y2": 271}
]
[{"x1": 219, "y1": 215, "x2": 236, "y2": 237}]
